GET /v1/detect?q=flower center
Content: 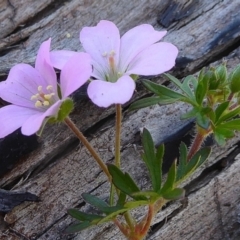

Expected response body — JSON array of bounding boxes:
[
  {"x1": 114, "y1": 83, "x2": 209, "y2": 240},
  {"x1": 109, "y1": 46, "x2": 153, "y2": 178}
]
[
  {"x1": 30, "y1": 85, "x2": 55, "y2": 108},
  {"x1": 102, "y1": 50, "x2": 122, "y2": 82}
]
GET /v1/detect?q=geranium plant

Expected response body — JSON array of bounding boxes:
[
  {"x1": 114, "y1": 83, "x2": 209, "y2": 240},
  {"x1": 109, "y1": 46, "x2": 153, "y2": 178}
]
[{"x1": 0, "y1": 20, "x2": 240, "y2": 240}]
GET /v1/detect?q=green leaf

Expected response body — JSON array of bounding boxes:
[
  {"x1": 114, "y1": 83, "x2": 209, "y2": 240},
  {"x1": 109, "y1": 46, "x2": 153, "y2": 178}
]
[
  {"x1": 191, "y1": 147, "x2": 211, "y2": 169},
  {"x1": 218, "y1": 105, "x2": 240, "y2": 123},
  {"x1": 215, "y1": 64, "x2": 227, "y2": 84},
  {"x1": 195, "y1": 76, "x2": 208, "y2": 105},
  {"x1": 196, "y1": 112, "x2": 210, "y2": 129},
  {"x1": 107, "y1": 164, "x2": 146, "y2": 200},
  {"x1": 214, "y1": 127, "x2": 234, "y2": 146},
  {"x1": 162, "y1": 188, "x2": 185, "y2": 200},
  {"x1": 214, "y1": 101, "x2": 230, "y2": 123},
  {"x1": 180, "y1": 107, "x2": 199, "y2": 120},
  {"x1": 164, "y1": 73, "x2": 183, "y2": 89},
  {"x1": 142, "y1": 80, "x2": 187, "y2": 100},
  {"x1": 68, "y1": 209, "x2": 102, "y2": 222},
  {"x1": 129, "y1": 96, "x2": 162, "y2": 111},
  {"x1": 182, "y1": 75, "x2": 196, "y2": 99},
  {"x1": 218, "y1": 119, "x2": 240, "y2": 131},
  {"x1": 82, "y1": 193, "x2": 109, "y2": 210},
  {"x1": 176, "y1": 143, "x2": 188, "y2": 181},
  {"x1": 161, "y1": 160, "x2": 176, "y2": 194},
  {"x1": 214, "y1": 131, "x2": 226, "y2": 146},
  {"x1": 142, "y1": 128, "x2": 163, "y2": 192},
  {"x1": 116, "y1": 192, "x2": 126, "y2": 207},
  {"x1": 131, "y1": 191, "x2": 160, "y2": 199},
  {"x1": 230, "y1": 65, "x2": 240, "y2": 93},
  {"x1": 57, "y1": 98, "x2": 74, "y2": 121},
  {"x1": 65, "y1": 222, "x2": 92, "y2": 233}
]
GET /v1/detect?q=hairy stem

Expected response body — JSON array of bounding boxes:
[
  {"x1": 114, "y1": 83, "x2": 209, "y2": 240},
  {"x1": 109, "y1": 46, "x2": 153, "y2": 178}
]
[
  {"x1": 64, "y1": 117, "x2": 111, "y2": 182},
  {"x1": 187, "y1": 125, "x2": 212, "y2": 161}
]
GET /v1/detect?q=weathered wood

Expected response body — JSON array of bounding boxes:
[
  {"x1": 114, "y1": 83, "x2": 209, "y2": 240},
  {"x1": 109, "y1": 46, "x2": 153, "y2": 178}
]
[{"x1": 0, "y1": 0, "x2": 240, "y2": 239}]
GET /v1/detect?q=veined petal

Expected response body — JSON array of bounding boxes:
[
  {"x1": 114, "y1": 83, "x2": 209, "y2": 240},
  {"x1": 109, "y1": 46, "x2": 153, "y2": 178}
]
[
  {"x1": 0, "y1": 105, "x2": 39, "y2": 138},
  {"x1": 80, "y1": 20, "x2": 120, "y2": 81},
  {"x1": 60, "y1": 53, "x2": 92, "y2": 98},
  {"x1": 119, "y1": 25, "x2": 167, "y2": 72},
  {"x1": 35, "y1": 39, "x2": 57, "y2": 91},
  {"x1": 50, "y1": 50, "x2": 78, "y2": 69},
  {"x1": 0, "y1": 64, "x2": 48, "y2": 108},
  {"x1": 87, "y1": 76, "x2": 135, "y2": 107},
  {"x1": 126, "y1": 42, "x2": 178, "y2": 75},
  {"x1": 21, "y1": 100, "x2": 63, "y2": 136}
]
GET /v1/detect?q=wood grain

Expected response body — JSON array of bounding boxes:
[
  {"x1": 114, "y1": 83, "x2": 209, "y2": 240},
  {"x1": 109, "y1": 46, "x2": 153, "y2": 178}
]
[{"x1": 0, "y1": 0, "x2": 240, "y2": 239}]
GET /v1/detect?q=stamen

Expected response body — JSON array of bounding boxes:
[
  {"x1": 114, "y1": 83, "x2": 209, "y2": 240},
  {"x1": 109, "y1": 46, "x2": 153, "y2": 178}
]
[
  {"x1": 44, "y1": 94, "x2": 52, "y2": 100},
  {"x1": 31, "y1": 95, "x2": 38, "y2": 100},
  {"x1": 46, "y1": 85, "x2": 53, "y2": 91},
  {"x1": 38, "y1": 86, "x2": 43, "y2": 92},
  {"x1": 43, "y1": 101, "x2": 50, "y2": 106},
  {"x1": 35, "y1": 100, "x2": 42, "y2": 108},
  {"x1": 102, "y1": 52, "x2": 107, "y2": 57}
]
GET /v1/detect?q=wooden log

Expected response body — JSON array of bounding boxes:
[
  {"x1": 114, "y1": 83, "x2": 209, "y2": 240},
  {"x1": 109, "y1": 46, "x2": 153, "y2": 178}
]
[{"x1": 0, "y1": 0, "x2": 240, "y2": 239}]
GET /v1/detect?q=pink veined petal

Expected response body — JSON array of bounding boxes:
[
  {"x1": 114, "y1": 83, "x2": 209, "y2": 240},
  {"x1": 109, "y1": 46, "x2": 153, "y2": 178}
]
[
  {"x1": 50, "y1": 50, "x2": 78, "y2": 70},
  {"x1": 119, "y1": 25, "x2": 167, "y2": 72},
  {"x1": 0, "y1": 105, "x2": 39, "y2": 138},
  {"x1": 21, "y1": 100, "x2": 63, "y2": 136},
  {"x1": 126, "y1": 42, "x2": 178, "y2": 75},
  {"x1": 0, "y1": 64, "x2": 48, "y2": 108},
  {"x1": 60, "y1": 53, "x2": 92, "y2": 98},
  {"x1": 80, "y1": 20, "x2": 120, "y2": 81},
  {"x1": 87, "y1": 76, "x2": 135, "y2": 108},
  {"x1": 35, "y1": 39, "x2": 57, "y2": 91}
]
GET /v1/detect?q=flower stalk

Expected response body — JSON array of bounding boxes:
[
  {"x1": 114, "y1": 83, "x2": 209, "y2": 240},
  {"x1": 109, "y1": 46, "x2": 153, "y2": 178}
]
[{"x1": 64, "y1": 117, "x2": 111, "y2": 181}]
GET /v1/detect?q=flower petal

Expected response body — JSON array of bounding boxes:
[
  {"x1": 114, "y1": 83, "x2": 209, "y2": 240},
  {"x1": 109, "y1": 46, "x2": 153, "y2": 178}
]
[
  {"x1": 21, "y1": 100, "x2": 63, "y2": 136},
  {"x1": 0, "y1": 64, "x2": 48, "y2": 108},
  {"x1": 87, "y1": 76, "x2": 135, "y2": 107},
  {"x1": 80, "y1": 20, "x2": 120, "y2": 81},
  {"x1": 50, "y1": 50, "x2": 78, "y2": 70},
  {"x1": 0, "y1": 105, "x2": 39, "y2": 138},
  {"x1": 60, "y1": 53, "x2": 92, "y2": 98},
  {"x1": 119, "y1": 25, "x2": 167, "y2": 72},
  {"x1": 126, "y1": 42, "x2": 178, "y2": 75},
  {"x1": 35, "y1": 39, "x2": 57, "y2": 91}
]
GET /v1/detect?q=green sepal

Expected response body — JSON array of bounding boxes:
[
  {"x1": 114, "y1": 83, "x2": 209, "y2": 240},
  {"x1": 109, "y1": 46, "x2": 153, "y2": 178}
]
[
  {"x1": 107, "y1": 164, "x2": 147, "y2": 200},
  {"x1": 56, "y1": 98, "x2": 74, "y2": 121}
]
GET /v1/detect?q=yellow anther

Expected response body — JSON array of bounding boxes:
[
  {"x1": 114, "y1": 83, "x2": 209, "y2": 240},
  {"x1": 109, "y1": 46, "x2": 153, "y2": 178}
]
[
  {"x1": 102, "y1": 52, "x2": 107, "y2": 57},
  {"x1": 38, "y1": 86, "x2": 43, "y2": 92},
  {"x1": 31, "y1": 95, "x2": 38, "y2": 100},
  {"x1": 46, "y1": 85, "x2": 53, "y2": 91},
  {"x1": 44, "y1": 94, "x2": 52, "y2": 100},
  {"x1": 110, "y1": 50, "x2": 115, "y2": 56},
  {"x1": 43, "y1": 101, "x2": 50, "y2": 106},
  {"x1": 35, "y1": 100, "x2": 42, "y2": 107}
]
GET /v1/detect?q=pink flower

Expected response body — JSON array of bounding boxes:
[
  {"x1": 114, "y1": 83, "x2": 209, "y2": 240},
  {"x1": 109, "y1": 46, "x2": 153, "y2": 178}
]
[
  {"x1": 0, "y1": 39, "x2": 92, "y2": 138},
  {"x1": 51, "y1": 20, "x2": 178, "y2": 107}
]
